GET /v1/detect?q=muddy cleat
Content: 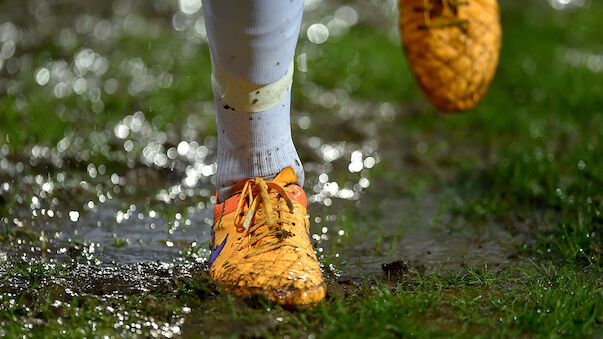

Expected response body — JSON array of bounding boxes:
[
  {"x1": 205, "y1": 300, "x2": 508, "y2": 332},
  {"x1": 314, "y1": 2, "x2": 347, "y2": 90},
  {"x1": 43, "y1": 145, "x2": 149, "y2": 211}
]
[
  {"x1": 208, "y1": 167, "x2": 326, "y2": 308},
  {"x1": 398, "y1": 0, "x2": 502, "y2": 111}
]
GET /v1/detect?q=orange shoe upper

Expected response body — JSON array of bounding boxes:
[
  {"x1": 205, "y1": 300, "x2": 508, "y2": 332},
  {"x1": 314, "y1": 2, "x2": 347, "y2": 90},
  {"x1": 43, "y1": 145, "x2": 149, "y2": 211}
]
[{"x1": 208, "y1": 167, "x2": 326, "y2": 307}]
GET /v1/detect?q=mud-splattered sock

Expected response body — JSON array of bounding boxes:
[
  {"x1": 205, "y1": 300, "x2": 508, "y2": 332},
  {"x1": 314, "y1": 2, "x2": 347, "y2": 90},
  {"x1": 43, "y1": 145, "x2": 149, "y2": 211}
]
[{"x1": 214, "y1": 91, "x2": 304, "y2": 201}]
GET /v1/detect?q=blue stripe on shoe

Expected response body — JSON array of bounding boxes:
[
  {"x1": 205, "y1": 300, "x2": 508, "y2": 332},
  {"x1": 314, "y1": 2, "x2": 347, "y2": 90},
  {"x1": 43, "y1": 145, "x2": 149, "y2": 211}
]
[{"x1": 209, "y1": 234, "x2": 228, "y2": 266}]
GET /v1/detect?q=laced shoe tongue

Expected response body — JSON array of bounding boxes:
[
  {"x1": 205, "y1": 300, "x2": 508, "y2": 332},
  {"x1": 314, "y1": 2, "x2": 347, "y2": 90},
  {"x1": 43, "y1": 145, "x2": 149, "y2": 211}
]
[
  {"x1": 231, "y1": 167, "x2": 297, "y2": 234},
  {"x1": 231, "y1": 166, "x2": 298, "y2": 194},
  {"x1": 270, "y1": 166, "x2": 298, "y2": 186}
]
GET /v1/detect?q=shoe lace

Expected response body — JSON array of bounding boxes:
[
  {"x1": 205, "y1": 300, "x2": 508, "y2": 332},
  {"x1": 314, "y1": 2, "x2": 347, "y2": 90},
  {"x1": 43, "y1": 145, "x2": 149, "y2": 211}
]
[
  {"x1": 416, "y1": 0, "x2": 469, "y2": 29},
  {"x1": 233, "y1": 177, "x2": 297, "y2": 259}
]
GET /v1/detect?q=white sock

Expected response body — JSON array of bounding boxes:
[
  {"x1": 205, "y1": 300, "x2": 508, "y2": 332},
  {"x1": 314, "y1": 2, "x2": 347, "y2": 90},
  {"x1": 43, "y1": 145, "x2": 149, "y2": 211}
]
[
  {"x1": 202, "y1": 0, "x2": 304, "y2": 84},
  {"x1": 215, "y1": 92, "x2": 304, "y2": 201},
  {"x1": 202, "y1": 0, "x2": 305, "y2": 201}
]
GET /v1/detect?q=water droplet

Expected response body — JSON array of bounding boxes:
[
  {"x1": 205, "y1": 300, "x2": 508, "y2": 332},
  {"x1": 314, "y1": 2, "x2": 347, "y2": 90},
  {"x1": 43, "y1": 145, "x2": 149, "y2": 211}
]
[
  {"x1": 114, "y1": 124, "x2": 129, "y2": 139},
  {"x1": 307, "y1": 24, "x2": 329, "y2": 44},
  {"x1": 69, "y1": 211, "x2": 79, "y2": 222},
  {"x1": 35, "y1": 67, "x2": 50, "y2": 85},
  {"x1": 179, "y1": 0, "x2": 202, "y2": 14}
]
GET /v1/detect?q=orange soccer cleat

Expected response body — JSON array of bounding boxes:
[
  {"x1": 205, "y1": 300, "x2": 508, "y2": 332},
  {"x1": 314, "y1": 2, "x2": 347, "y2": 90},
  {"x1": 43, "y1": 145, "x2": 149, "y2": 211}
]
[
  {"x1": 208, "y1": 167, "x2": 326, "y2": 308},
  {"x1": 398, "y1": 0, "x2": 502, "y2": 111}
]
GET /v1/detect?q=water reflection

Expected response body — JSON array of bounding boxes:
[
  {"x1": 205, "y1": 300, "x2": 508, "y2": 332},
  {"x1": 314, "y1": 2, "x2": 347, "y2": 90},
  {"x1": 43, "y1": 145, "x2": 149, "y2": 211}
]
[{"x1": 548, "y1": 0, "x2": 587, "y2": 10}]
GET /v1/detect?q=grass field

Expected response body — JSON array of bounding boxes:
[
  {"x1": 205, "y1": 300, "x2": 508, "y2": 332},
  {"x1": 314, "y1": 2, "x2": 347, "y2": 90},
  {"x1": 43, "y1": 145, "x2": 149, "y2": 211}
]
[{"x1": 0, "y1": 0, "x2": 601, "y2": 337}]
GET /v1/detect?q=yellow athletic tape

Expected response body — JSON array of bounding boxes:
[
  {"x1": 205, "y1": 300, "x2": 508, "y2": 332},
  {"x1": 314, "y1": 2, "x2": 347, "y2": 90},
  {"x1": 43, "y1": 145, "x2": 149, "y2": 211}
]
[{"x1": 211, "y1": 60, "x2": 293, "y2": 113}]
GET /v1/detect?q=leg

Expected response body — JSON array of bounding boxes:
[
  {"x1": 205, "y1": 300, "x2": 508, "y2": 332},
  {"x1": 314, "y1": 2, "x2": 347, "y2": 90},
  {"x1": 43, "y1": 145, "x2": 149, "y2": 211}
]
[{"x1": 203, "y1": 0, "x2": 305, "y2": 201}]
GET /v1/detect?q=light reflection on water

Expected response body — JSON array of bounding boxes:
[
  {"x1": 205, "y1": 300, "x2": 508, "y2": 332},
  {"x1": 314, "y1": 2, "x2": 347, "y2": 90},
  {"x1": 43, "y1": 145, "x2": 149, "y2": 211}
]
[{"x1": 548, "y1": 0, "x2": 587, "y2": 10}]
